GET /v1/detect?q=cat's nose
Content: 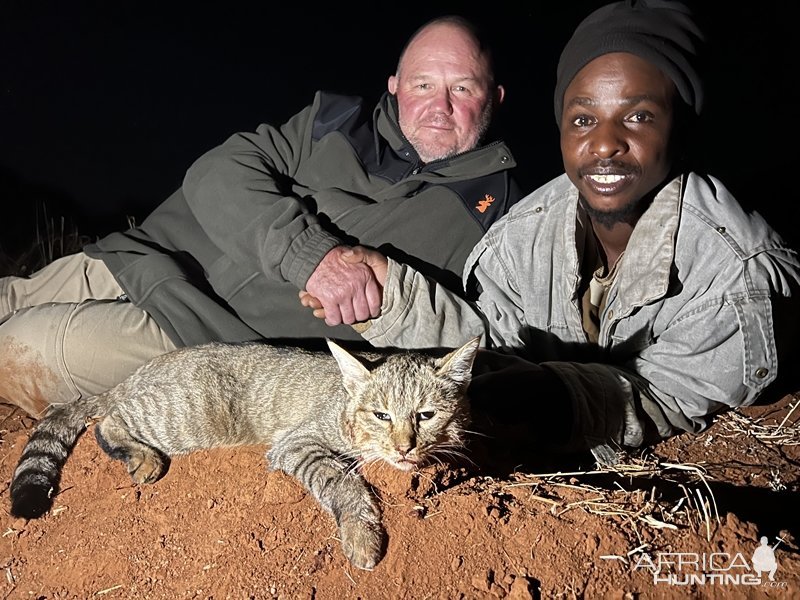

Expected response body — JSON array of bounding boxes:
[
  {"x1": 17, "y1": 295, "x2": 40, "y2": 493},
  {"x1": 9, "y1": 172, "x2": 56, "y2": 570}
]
[{"x1": 392, "y1": 428, "x2": 416, "y2": 455}]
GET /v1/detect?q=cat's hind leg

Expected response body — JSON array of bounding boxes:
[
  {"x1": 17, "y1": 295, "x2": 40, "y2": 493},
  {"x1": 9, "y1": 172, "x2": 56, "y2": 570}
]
[{"x1": 94, "y1": 415, "x2": 167, "y2": 484}]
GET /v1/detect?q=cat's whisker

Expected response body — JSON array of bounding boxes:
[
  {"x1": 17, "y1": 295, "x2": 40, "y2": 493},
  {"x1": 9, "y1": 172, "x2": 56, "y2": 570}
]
[
  {"x1": 429, "y1": 447, "x2": 475, "y2": 468},
  {"x1": 338, "y1": 448, "x2": 362, "y2": 463},
  {"x1": 463, "y1": 428, "x2": 491, "y2": 439},
  {"x1": 345, "y1": 454, "x2": 370, "y2": 476},
  {"x1": 350, "y1": 458, "x2": 366, "y2": 474},
  {"x1": 426, "y1": 454, "x2": 446, "y2": 468},
  {"x1": 355, "y1": 455, "x2": 386, "y2": 479},
  {"x1": 432, "y1": 439, "x2": 467, "y2": 451},
  {"x1": 348, "y1": 450, "x2": 382, "y2": 475}
]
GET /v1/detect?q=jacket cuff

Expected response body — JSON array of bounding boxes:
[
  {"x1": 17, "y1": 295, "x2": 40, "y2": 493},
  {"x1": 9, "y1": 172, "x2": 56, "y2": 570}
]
[
  {"x1": 282, "y1": 225, "x2": 342, "y2": 289},
  {"x1": 357, "y1": 257, "x2": 409, "y2": 343}
]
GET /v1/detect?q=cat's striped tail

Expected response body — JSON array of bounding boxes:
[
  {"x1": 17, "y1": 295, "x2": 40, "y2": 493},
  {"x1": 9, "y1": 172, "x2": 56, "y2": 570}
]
[{"x1": 10, "y1": 395, "x2": 103, "y2": 519}]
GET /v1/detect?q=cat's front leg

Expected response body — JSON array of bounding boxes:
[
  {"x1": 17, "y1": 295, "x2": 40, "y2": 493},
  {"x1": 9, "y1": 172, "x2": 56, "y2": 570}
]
[
  {"x1": 267, "y1": 436, "x2": 385, "y2": 570},
  {"x1": 336, "y1": 507, "x2": 385, "y2": 570}
]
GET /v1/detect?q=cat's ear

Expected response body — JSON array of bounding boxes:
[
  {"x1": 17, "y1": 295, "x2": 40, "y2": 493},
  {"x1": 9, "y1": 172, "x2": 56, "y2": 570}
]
[
  {"x1": 326, "y1": 339, "x2": 371, "y2": 395},
  {"x1": 436, "y1": 336, "x2": 481, "y2": 387}
]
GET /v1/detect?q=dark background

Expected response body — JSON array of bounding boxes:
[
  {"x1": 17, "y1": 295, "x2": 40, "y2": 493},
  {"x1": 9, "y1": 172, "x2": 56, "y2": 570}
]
[{"x1": 1, "y1": 1, "x2": 797, "y2": 257}]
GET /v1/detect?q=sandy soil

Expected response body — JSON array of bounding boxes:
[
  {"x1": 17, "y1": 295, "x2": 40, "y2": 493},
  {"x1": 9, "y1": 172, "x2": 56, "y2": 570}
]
[{"x1": 1, "y1": 390, "x2": 798, "y2": 600}]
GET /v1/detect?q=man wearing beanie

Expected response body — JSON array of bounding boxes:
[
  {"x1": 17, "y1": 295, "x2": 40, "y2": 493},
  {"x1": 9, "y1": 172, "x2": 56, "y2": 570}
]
[{"x1": 303, "y1": 1, "x2": 800, "y2": 461}]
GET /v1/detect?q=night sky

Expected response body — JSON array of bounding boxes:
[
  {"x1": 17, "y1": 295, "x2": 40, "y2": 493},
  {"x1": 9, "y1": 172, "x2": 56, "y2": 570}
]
[{"x1": 2, "y1": 1, "x2": 797, "y2": 256}]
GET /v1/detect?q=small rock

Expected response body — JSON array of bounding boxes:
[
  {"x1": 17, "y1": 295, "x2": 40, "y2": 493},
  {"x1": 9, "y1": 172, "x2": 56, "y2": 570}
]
[
  {"x1": 471, "y1": 571, "x2": 492, "y2": 592},
  {"x1": 507, "y1": 575, "x2": 535, "y2": 600}
]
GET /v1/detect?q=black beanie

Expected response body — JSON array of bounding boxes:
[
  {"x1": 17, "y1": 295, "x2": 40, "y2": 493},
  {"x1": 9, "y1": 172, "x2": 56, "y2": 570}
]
[{"x1": 554, "y1": 0, "x2": 705, "y2": 125}]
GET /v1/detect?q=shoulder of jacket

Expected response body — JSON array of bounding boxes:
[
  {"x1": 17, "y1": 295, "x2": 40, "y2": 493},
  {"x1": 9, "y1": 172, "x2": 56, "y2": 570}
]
[
  {"x1": 313, "y1": 90, "x2": 365, "y2": 110},
  {"x1": 310, "y1": 92, "x2": 370, "y2": 140},
  {"x1": 679, "y1": 172, "x2": 770, "y2": 226},
  {"x1": 680, "y1": 172, "x2": 791, "y2": 255}
]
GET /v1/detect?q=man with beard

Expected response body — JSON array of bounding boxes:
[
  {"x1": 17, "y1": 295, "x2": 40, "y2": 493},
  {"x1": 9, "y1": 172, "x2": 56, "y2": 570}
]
[{"x1": 301, "y1": 0, "x2": 800, "y2": 461}]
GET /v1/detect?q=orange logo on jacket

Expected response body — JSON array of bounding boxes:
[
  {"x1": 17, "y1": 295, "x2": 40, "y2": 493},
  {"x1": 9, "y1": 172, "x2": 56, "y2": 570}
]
[{"x1": 476, "y1": 194, "x2": 495, "y2": 213}]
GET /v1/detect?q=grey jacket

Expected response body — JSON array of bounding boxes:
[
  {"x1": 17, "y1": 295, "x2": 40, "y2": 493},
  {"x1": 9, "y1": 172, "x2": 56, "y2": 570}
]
[
  {"x1": 84, "y1": 91, "x2": 521, "y2": 346},
  {"x1": 360, "y1": 172, "x2": 800, "y2": 450}
]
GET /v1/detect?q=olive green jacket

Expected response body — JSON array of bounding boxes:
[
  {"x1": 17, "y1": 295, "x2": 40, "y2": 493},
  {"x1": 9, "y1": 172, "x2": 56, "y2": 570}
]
[{"x1": 85, "y1": 91, "x2": 521, "y2": 346}]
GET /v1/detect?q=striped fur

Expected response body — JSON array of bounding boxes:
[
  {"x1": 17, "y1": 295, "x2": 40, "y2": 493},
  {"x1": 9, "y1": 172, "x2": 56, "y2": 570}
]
[{"x1": 9, "y1": 337, "x2": 479, "y2": 570}]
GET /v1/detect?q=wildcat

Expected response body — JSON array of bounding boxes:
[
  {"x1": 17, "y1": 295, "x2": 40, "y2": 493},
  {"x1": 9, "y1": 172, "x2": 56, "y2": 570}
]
[{"x1": 9, "y1": 336, "x2": 479, "y2": 570}]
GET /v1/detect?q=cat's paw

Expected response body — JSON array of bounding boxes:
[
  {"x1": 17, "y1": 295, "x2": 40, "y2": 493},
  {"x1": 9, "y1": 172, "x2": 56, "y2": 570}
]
[
  {"x1": 338, "y1": 516, "x2": 386, "y2": 570},
  {"x1": 126, "y1": 450, "x2": 164, "y2": 484}
]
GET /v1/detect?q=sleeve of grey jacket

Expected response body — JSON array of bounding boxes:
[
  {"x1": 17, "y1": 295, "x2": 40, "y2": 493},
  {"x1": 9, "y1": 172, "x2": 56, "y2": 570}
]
[{"x1": 359, "y1": 258, "x2": 489, "y2": 348}]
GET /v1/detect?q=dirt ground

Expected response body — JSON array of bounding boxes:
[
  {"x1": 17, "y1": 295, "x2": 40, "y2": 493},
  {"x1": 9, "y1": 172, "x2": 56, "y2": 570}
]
[{"x1": 1, "y1": 389, "x2": 798, "y2": 600}]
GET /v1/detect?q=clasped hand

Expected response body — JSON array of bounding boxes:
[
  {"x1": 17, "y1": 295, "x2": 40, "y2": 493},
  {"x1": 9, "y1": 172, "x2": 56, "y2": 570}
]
[{"x1": 300, "y1": 245, "x2": 388, "y2": 326}]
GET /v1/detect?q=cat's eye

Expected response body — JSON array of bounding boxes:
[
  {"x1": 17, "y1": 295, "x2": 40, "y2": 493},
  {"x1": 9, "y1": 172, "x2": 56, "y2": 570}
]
[
  {"x1": 374, "y1": 412, "x2": 391, "y2": 421},
  {"x1": 417, "y1": 411, "x2": 435, "y2": 421}
]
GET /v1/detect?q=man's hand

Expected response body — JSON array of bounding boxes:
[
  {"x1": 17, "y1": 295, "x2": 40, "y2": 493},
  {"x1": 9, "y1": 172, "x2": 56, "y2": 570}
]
[{"x1": 301, "y1": 246, "x2": 389, "y2": 325}]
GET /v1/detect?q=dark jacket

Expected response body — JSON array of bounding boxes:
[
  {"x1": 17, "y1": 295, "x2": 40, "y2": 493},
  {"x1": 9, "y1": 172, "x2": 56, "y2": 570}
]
[{"x1": 84, "y1": 91, "x2": 522, "y2": 346}]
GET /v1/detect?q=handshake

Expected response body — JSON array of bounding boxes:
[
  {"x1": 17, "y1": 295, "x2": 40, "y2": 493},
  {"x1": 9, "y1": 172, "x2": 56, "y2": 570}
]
[{"x1": 299, "y1": 245, "x2": 389, "y2": 327}]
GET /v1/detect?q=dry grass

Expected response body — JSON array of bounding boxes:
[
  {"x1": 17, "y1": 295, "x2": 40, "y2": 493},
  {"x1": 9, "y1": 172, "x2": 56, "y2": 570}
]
[
  {"x1": 490, "y1": 399, "x2": 800, "y2": 561},
  {"x1": 716, "y1": 395, "x2": 800, "y2": 446},
  {"x1": 0, "y1": 201, "x2": 90, "y2": 277},
  {"x1": 491, "y1": 452, "x2": 722, "y2": 565}
]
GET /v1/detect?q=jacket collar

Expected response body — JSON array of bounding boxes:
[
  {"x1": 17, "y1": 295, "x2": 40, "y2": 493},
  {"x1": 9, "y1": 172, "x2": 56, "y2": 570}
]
[
  {"x1": 618, "y1": 174, "x2": 683, "y2": 311},
  {"x1": 572, "y1": 174, "x2": 683, "y2": 316}
]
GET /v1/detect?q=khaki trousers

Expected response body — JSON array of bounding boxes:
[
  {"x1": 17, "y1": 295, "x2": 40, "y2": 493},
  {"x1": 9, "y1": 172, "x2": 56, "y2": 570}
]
[{"x1": 0, "y1": 252, "x2": 177, "y2": 418}]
